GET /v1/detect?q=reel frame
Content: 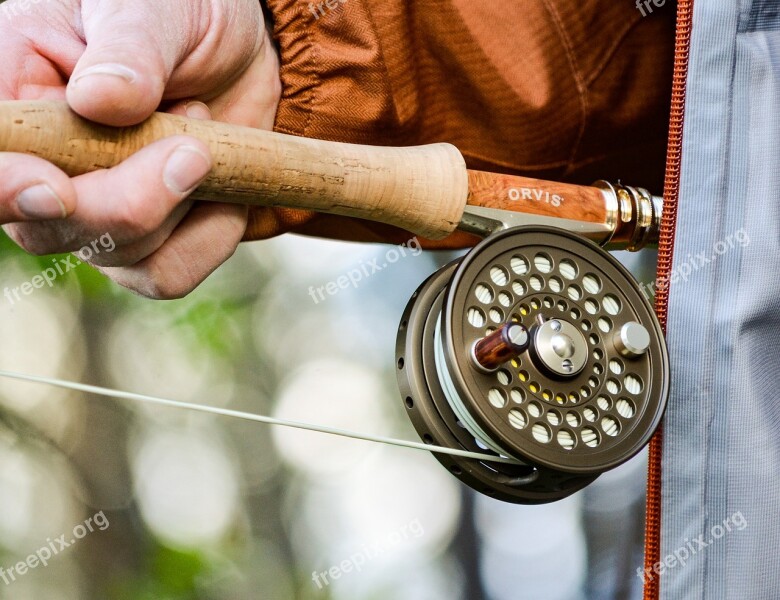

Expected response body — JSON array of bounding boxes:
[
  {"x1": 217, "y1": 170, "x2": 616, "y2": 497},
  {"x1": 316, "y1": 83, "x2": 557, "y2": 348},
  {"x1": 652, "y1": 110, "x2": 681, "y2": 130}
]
[{"x1": 396, "y1": 226, "x2": 669, "y2": 504}]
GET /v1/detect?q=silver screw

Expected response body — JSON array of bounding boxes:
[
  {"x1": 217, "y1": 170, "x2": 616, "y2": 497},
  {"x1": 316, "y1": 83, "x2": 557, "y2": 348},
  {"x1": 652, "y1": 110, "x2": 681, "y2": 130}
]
[{"x1": 550, "y1": 320, "x2": 562, "y2": 332}]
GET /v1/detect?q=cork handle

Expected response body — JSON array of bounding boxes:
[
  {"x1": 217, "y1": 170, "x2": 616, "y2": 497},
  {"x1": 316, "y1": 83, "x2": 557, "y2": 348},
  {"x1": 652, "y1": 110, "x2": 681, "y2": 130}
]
[{"x1": 0, "y1": 101, "x2": 469, "y2": 240}]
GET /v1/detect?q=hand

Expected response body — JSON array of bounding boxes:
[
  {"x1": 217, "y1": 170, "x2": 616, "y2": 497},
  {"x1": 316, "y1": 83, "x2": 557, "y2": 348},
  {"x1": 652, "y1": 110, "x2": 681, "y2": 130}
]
[{"x1": 0, "y1": 0, "x2": 281, "y2": 298}]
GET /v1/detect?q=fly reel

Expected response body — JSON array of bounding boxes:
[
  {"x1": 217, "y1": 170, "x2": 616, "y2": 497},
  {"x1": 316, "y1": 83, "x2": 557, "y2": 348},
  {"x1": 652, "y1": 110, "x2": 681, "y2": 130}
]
[{"x1": 396, "y1": 226, "x2": 669, "y2": 504}]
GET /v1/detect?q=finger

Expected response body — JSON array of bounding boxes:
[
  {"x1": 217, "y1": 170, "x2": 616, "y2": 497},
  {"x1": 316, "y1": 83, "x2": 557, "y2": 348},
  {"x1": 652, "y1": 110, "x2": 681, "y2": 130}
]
[
  {"x1": 101, "y1": 201, "x2": 248, "y2": 299},
  {"x1": 74, "y1": 102, "x2": 212, "y2": 266},
  {"x1": 200, "y1": 27, "x2": 280, "y2": 129},
  {"x1": 76, "y1": 101, "x2": 213, "y2": 267},
  {"x1": 7, "y1": 135, "x2": 212, "y2": 257},
  {"x1": 0, "y1": 153, "x2": 76, "y2": 224},
  {"x1": 83, "y1": 201, "x2": 193, "y2": 268},
  {"x1": 66, "y1": 2, "x2": 200, "y2": 126},
  {"x1": 167, "y1": 100, "x2": 213, "y2": 120}
]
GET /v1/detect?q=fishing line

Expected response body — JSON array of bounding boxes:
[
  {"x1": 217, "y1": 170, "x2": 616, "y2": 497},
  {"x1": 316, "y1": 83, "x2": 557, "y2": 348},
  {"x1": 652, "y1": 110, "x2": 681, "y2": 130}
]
[{"x1": 0, "y1": 369, "x2": 521, "y2": 465}]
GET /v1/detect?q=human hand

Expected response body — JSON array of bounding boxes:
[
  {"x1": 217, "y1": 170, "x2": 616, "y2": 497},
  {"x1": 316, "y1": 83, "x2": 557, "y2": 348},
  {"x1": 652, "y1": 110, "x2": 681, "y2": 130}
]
[{"x1": 0, "y1": 0, "x2": 281, "y2": 298}]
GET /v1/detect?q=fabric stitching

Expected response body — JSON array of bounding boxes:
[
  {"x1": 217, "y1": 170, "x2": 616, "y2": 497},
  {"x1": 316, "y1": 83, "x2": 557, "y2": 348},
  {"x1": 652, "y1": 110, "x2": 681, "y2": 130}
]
[{"x1": 541, "y1": 0, "x2": 589, "y2": 178}]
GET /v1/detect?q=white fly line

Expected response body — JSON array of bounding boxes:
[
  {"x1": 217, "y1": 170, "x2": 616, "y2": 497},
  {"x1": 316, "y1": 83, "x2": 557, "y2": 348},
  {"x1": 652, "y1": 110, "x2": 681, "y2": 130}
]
[{"x1": 0, "y1": 370, "x2": 522, "y2": 465}]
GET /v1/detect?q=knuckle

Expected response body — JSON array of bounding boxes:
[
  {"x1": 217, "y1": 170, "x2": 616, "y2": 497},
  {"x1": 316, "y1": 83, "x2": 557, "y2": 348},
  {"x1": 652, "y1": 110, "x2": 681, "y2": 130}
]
[
  {"x1": 142, "y1": 248, "x2": 201, "y2": 301},
  {"x1": 143, "y1": 277, "x2": 194, "y2": 300},
  {"x1": 112, "y1": 266, "x2": 194, "y2": 301},
  {"x1": 145, "y1": 276, "x2": 192, "y2": 300},
  {"x1": 111, "y1": 192, "x2": 162, "y2": 239}
]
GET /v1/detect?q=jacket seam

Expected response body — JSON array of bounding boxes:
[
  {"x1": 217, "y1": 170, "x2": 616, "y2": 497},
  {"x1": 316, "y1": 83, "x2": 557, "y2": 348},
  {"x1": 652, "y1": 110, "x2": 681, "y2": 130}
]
[
  {"x1": 266, "y1": 0, "x2": 319, "y2": 138},
  {"x1": 541, "y1": 0, "x2": 589, "y2": 178}
]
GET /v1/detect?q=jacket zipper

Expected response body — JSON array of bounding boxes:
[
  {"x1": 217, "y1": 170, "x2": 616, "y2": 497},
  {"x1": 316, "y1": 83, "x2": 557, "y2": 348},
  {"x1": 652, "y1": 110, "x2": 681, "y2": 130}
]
[{"x1": 643, "y1": 0, "x2": 693, "y2": 597}]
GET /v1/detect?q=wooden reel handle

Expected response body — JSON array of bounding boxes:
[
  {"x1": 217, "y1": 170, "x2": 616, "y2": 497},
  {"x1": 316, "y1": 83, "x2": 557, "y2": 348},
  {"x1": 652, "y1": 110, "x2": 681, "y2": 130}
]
[{"x1": 0, "y1": 101, "x2": 469, "y2": 240}]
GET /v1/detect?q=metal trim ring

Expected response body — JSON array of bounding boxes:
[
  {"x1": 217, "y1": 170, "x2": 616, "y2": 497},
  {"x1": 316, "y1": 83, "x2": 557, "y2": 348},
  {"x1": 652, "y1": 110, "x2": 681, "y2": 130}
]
[{"x1": 396, "y1": 260, "x2": 598, "y2": 503}]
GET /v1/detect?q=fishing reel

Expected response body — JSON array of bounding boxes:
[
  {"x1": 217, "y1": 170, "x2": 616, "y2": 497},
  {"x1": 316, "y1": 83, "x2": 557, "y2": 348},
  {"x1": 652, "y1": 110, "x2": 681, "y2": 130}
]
[{"x1": 396, "y1": 226, "x2": 669, "y2": 504}]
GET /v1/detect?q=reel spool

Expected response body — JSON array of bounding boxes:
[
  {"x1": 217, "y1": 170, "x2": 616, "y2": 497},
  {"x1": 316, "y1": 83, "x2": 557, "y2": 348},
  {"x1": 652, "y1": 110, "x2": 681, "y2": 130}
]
[{"x1": 396, "y1": 226, "x2": 669, "y2": 504}]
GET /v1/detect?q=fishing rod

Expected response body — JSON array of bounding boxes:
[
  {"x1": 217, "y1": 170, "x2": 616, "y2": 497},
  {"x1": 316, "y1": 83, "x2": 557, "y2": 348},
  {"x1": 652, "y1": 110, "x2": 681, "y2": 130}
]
[{"x1": 0, "y1": 101, "x2": 668, "y2": 504}]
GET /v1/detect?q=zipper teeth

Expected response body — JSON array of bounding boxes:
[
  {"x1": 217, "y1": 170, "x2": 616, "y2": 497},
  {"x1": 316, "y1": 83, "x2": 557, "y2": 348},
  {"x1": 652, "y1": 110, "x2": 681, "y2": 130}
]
[{"x1": 644, "y1": 0, "x2": 694, "y2": 597}]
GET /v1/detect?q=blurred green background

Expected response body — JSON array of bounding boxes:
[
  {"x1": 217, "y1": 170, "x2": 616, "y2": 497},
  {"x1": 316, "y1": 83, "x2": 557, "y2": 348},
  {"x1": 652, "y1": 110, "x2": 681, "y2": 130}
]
[
  {"x1": 0, "y1": 226, "x2": 656, "y2": 600},
  {"x1": 0, "y1": 0, "x2": 658, "y2": 595}
]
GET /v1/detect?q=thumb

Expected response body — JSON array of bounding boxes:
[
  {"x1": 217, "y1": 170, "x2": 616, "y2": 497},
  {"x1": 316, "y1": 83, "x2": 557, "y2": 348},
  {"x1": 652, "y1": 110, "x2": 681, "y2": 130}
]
[
  {"x1": 66, "y1": 2, "x2": 196, "y2": 126},
  {"x1": 0, "y1": 153, "x2": 76, "y2": 225}
]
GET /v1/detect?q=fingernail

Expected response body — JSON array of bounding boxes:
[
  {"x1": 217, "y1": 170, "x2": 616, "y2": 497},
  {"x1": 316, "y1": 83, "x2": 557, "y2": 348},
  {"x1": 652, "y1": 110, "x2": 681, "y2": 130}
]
[
  {"x1": 164, "y1": 145, "x2": 212, "y2": 194},
  {"x1": 72, "y1": 63, "x2": 137, "y2": 86},
  {"x1": 184, "y1": 101, "x2": 212, "y2": 120},
  {"x1": 16, "y1": 184, "x2": 67, "y2": 219}
]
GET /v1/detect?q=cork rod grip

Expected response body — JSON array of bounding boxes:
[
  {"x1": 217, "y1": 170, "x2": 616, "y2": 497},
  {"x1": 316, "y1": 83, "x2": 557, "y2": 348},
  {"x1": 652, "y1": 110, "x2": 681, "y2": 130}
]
[{"x1": 0, "y1": 101, "x2": 469, "y2": 240}]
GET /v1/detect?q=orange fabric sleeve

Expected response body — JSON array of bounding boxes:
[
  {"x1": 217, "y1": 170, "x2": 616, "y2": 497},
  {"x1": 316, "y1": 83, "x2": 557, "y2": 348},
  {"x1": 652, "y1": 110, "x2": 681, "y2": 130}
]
[{"x1": 245, "y1": 0, "x2": 675, "y2": 248}]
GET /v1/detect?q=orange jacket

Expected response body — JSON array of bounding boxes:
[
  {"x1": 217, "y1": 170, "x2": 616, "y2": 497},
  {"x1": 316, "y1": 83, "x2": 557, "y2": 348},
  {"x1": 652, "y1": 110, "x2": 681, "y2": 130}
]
[{"x1": 246, "y1": 0, "x2": 675, "y2": 248}]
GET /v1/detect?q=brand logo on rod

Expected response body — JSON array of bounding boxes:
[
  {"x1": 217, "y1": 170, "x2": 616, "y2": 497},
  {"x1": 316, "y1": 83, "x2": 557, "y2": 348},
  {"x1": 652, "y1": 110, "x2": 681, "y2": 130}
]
[{"x1": 508, "y1": 187, "x2": 564, "y2": 207}]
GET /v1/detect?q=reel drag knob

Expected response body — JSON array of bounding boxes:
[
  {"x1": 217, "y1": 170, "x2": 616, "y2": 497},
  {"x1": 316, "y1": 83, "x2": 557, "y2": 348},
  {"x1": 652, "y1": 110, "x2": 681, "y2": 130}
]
[{"x1": 614, "y1": 321, "x2": 651, "y2": 359}]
